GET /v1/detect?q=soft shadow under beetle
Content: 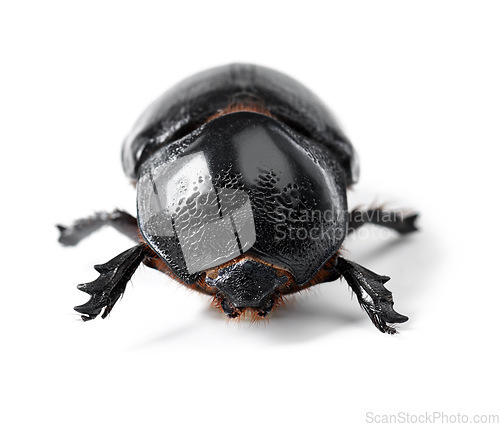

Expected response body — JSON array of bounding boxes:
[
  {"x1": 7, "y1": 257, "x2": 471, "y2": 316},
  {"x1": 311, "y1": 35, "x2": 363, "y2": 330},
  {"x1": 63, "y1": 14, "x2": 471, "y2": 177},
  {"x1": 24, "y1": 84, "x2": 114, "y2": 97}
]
[{"x1": 58, "y1": 64, "x2": 418, "y2": 334}]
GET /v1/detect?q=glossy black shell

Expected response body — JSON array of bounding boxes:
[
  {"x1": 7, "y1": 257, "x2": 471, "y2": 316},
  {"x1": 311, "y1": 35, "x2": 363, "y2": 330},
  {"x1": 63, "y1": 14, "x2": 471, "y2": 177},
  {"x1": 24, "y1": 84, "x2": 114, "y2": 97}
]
[
  {"x1": 122, "y1": 63, "x2": 358, "y2": 184},
  {"x1": 123, "y1": 64, "x2": 359, "y2": 286}
]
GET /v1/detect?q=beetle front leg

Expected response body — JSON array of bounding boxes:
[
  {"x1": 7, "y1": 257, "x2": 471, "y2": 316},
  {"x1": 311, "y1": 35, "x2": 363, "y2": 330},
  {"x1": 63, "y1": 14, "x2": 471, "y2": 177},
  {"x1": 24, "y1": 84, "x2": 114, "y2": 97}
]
[
  {"x1": 74, "y1": 244, "x2": 147, "y2": 321},
  {"x1": 348, "y1": 208, "x2": 418, "y2": 235},
  {"x1": 335, "y1": 257, "x2": 408, "y2": 334},
  {"x1": 57, "y1": 209, "x2": 140, "y2": 245}
]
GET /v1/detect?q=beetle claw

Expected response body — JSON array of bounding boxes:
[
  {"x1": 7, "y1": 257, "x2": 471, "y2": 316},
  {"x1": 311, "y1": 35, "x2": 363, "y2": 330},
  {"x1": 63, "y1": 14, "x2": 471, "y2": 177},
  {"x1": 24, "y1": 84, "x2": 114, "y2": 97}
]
[
  {"x1": 74, "y1": 302, "x2": 100, "y2": 321},
  {"x1": 335, "y1": 257, "x2": 409, "y2": 334},
  {"x1": 378, "y1": 299, "x2": 409, "y2": 324},
  {"x1": 358, "y1": 298, "x2": 408, "y2": 334},
  {"x1": 74, "y1": 245, "x2": 146, "y2": 321}
]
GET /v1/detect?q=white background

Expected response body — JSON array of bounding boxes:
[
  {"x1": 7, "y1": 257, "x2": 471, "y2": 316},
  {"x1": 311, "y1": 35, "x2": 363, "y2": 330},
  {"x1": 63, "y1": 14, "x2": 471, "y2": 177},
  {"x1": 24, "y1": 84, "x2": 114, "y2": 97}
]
[{"x1": 1, "y1": 1, "x2": 499, "y2": 426}]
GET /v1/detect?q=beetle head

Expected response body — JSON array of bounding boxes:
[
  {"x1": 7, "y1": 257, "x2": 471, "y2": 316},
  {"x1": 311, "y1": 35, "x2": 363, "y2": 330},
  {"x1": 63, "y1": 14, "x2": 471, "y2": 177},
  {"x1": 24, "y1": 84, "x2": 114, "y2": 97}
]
[{"x1": 205, "y1": 256, "x2": 291, "y2": 318}]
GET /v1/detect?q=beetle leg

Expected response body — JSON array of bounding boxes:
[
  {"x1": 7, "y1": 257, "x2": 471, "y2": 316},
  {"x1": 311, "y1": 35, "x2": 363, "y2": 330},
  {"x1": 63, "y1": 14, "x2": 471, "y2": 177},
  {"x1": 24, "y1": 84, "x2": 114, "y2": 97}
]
[
  {"x1": 74, "y1": 244, "x2": 146, "y2": 321},
  {"x1": 334, "y1": 257, "x2": 408, "y2": 334},
  {"x1": 57, "y1": 209, "x2": 140, "y2": 245},
  {"x1": 348, "y1": 208, "x2": 418, "y2": 235}
]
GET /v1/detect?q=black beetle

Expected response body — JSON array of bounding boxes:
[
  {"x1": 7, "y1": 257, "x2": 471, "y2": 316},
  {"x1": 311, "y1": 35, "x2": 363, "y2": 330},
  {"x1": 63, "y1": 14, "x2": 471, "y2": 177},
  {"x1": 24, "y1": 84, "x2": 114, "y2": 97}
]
[{"x1": 58, "y1": 63, "x2": 418, "y2": 334}]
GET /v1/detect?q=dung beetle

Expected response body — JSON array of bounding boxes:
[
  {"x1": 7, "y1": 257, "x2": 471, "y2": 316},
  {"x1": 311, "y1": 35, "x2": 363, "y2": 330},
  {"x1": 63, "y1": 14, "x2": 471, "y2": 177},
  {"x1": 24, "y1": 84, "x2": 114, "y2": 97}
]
[{"x1": 58, "y1": 63, "x2": 418, "y2": 334}]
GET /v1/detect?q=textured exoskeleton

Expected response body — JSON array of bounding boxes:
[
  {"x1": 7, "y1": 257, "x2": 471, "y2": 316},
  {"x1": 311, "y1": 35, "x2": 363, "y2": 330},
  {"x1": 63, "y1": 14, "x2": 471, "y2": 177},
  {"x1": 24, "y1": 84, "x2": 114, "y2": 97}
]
[{"x1": 58, "y1": 64, "x2": 418, "y2": 333}]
